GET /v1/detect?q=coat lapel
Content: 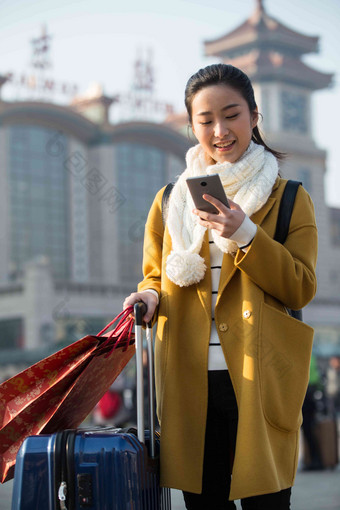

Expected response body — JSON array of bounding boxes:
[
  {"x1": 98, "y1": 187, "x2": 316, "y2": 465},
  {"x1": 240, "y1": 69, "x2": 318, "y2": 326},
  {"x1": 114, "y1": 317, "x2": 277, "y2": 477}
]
[
  {"x1": 196, "y1": 231, "x2": 212, "y2": 319},
  {"x1": 216, "y1": 196, "x2": 277, "y2": 302}
]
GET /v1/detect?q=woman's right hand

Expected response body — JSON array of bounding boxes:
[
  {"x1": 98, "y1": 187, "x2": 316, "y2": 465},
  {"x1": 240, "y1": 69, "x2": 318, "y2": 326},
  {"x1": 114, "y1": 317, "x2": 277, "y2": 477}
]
[{"x1": 123, "y1": 291, "x2": 158, "y2": 323}]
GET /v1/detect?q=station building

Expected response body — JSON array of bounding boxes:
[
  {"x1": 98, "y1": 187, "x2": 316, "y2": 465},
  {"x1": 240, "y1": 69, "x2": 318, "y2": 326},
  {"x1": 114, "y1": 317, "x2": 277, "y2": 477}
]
[
  {"x1": 0, "y1": 92, "x2": 190, "y2": 372},
  {"x1": 0, "y1": 0, "x2": 339, "y2": 377}
]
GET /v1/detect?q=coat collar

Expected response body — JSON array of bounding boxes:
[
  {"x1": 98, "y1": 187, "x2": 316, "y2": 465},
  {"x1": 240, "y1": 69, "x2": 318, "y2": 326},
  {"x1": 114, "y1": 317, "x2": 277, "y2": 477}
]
[{"x1": 196, "y1": 178, "x2": 280, "y2": 313}]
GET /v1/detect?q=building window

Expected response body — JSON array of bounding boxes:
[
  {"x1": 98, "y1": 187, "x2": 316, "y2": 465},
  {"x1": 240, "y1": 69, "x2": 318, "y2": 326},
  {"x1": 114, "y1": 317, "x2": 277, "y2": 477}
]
[
  {"x1": 330, "y1": 208, "x2": 340, "y2": 247},
  {"x1": 8, "y1": 126, "x2": 70, "y2": 280},
  {"x1": 281, "y1": 91, "x2": 308, "y2": 134},
  {"x1": 296, "y1": 168, "x2": 312, "y2": 193},
  {"x1": 116, "y1": 143, "x2": 168, "y2": 284},
  {"x1": 0, "y1": 318, "x2": 23, "y2": 350}
]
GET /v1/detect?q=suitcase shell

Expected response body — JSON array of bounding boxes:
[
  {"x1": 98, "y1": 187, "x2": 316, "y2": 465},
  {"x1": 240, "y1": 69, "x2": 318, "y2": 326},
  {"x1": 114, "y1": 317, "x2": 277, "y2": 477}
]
[
  {"x1": 12, "y1": 428, "x2": 170, "y2": 510},
  {"x1": 315, "y1": 416, "x2": 339, "y2": 469},
  {"x1": 11, "y1": 304, "x2": 171, "y2": 509},
  {"x1": 303, "y1": 415, "x2": 339, "y2": 470}
]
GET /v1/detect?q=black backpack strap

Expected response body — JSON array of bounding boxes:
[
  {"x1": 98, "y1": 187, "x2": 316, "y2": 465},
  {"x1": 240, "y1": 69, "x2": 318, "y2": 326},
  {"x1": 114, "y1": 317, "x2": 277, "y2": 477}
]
[
  {"x1": 274, "y1": 180, "x2": 302, "y2": 320},
  {"x1": 274, "y1": 180, "x2": 301, "y2": 244},
  {"x1": 161, "y1": 182, "x2": 174, "y2": 226}
]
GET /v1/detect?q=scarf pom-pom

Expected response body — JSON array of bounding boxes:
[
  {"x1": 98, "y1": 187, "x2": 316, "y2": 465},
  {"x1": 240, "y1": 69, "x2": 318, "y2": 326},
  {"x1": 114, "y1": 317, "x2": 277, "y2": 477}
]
[{"x1": 166, "y1": 251, "x2": 206, "y2": 287}]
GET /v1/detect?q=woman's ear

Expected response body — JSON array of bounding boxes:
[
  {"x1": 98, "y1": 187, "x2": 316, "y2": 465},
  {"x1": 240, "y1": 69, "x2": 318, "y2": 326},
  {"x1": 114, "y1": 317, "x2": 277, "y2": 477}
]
[{"x1": 252, "y1": 108, "x2": 259, "y2": 129}]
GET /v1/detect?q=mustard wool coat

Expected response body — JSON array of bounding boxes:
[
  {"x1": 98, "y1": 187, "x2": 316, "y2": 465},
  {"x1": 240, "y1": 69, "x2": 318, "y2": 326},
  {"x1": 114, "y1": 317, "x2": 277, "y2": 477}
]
[{"x1": 137, "y1": 177, "x2": 318, "y2": 500}]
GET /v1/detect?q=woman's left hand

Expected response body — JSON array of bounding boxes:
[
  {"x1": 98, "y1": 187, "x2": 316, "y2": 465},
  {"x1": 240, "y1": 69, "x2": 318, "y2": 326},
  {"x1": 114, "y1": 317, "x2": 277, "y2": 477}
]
[{"x1": 193, "y1": 194, "x2": 245, "y2": 239}]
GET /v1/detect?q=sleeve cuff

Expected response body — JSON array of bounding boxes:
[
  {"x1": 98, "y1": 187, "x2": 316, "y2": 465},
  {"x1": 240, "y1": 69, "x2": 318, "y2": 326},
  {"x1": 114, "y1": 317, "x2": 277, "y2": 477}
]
[
  {"x1": 229, "y1": 215, "x2": 257, "y2": 249},
  {"x1": 144, "y1": 289, "x2": 160, "y2": 305}
]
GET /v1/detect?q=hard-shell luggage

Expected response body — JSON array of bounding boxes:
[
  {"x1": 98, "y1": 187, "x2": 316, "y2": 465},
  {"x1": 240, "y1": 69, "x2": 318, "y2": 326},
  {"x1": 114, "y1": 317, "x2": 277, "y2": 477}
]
[
  {"x1": 315, "y1": 415, "x2": 339, "y2": 469},
  {"x1": 11, "y1": 303, "x2": 171, "y2": 510},
  {"x1": 303, "y1": 413, "x2": 339, "y2": 470}
]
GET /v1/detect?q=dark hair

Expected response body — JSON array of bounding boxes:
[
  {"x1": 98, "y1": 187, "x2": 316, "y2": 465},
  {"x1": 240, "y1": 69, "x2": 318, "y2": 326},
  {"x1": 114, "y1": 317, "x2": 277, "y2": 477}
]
[{"x1": 185, "y1": 64, "x2": 285, "y2": 160}]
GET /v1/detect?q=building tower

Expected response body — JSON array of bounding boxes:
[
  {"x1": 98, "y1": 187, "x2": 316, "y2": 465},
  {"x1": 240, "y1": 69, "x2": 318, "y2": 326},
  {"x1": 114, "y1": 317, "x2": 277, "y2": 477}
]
[{"x1": 205, "y1": 0, "x2": 340, "y2": 352}]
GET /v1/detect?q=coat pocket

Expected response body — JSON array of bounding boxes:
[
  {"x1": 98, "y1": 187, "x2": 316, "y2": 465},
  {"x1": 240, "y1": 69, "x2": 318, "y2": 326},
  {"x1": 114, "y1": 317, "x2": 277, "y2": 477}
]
[{"x1": 258, "y1": 302, "x2": 314, "y2": 432}]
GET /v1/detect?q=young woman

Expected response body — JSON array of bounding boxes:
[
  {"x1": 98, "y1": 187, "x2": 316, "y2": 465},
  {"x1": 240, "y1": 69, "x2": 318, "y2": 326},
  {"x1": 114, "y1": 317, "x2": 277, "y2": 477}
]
[{"x1": 124, "y1": 64, "x2": 318, "y2": 509}]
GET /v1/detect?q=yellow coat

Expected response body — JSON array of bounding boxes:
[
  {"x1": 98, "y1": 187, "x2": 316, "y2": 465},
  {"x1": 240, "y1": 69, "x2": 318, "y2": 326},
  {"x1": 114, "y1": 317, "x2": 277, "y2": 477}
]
[{"x1": 138, "y1": 177, "x2": 318, "y2": 500}]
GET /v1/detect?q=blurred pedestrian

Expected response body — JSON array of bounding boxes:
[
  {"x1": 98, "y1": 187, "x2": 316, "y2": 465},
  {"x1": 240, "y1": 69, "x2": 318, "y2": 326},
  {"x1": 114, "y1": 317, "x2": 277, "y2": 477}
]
[
  {"x1": 124, "y1": 64, "x2": 317, "y2": 509},
  {"x1": 92, "y1": 372, "x2": 131, "y2": 427},
  {"x1": 301, "y1": 353, "x2": 323, "y2": 470},
  {"x1": 326, "y1": 356, "x2": 340, "y2": 414}
]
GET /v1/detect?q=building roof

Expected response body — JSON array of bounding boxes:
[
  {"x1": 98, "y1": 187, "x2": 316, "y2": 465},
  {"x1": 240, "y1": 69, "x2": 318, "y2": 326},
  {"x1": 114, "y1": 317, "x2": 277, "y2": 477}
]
[
  {"x1": 204, "y1": 0, "x2": 333, "y2": 90},
  {"x1": 228, "y1": 49, "x2": 333, "y2": 90},
  {"x1": 0, "y1": 99, "x2": 191, "y2": 157},
  {"x1": 104, "y1": 120, "x2": 191, "y2": 158},
  {"x1": 205, "y1": 0, "x2": 319, "y2": 59},
  {"x1": 0, "y1": 99, "x2": 101, "y2": 143}
]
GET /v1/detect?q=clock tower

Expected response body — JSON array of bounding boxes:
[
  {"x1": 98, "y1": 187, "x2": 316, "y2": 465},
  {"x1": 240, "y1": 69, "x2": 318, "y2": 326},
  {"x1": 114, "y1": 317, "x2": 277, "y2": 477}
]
[{"x1": 204, "y1": 0, "x2": 340, "y2": 348}]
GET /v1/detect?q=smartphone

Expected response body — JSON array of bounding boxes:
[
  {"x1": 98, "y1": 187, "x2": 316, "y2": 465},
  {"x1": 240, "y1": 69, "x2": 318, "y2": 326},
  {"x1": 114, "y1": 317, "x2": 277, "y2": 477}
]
[{"x1": 186, "y1": 174, "x2": 230, "y2": 214}]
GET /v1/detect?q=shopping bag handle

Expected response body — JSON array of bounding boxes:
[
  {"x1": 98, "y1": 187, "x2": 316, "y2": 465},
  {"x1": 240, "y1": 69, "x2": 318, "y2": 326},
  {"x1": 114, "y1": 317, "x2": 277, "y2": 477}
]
[
  {"x1": 97, "y1": 306, "x2": 133, "y2": 337},
  {"x1": 98, "y1": 300, "x2": 148, "y2": 337},
  {"x1": 96, "y1": 307, "x2": 135, "y2": 356},
  {"x1": 96, "y1": 301, "x2": 149, "y2": 357}
]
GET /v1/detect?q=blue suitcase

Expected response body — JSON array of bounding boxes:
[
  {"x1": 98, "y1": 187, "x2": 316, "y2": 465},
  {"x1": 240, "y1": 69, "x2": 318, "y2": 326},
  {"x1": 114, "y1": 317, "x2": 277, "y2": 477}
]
[{"x1": 11, "y1": 303, "x2": 171, "y2": 510}]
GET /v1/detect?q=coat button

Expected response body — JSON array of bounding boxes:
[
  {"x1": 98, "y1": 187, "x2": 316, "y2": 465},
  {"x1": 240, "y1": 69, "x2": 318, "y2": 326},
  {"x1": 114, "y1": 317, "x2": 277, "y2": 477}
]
[
  {"x1": 218, "y1": 323, "x2": 228, "y2": 332},
  {"x1": 243, "y1": 310, "x2": 252, "y2": 319}
]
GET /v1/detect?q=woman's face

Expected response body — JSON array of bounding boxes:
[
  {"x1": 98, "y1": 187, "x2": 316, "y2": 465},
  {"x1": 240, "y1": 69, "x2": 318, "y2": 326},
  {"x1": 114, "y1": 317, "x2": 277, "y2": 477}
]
[{"x1": 191, "y1": 84, "x2": 258, "y2": 164}]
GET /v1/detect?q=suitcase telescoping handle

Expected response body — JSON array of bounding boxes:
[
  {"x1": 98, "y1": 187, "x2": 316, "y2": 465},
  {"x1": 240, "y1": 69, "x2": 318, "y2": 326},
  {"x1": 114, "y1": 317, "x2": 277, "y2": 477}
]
[{"x1": 134, "y1": 302, "x2": 156, "y2": 458}]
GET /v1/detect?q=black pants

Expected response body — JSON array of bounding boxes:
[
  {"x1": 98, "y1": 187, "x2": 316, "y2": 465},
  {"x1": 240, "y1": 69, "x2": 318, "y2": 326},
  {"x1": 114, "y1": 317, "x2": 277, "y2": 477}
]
[
  {"x1": 183, "y1": 371, "x2": 291, "y2": 510},
  {"x1": 301, "y1": 385, "x2": 322, "y2": 469}
]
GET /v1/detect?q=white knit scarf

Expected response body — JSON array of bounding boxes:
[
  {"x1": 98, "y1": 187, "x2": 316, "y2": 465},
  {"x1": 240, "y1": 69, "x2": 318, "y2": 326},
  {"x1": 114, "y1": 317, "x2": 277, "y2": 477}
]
[{"x1": 166, "y1": 141, "x2": 279, "y2": 287}]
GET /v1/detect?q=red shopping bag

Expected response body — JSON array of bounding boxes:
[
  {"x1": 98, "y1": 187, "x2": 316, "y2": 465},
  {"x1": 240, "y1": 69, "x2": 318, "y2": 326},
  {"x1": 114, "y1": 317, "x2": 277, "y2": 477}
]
[
  {"x1": 0, "y1": 336, "x2": 99, "y2": 430},
  {"x1": 0, "y1": 307, "x2": 136, "y2": 483}
]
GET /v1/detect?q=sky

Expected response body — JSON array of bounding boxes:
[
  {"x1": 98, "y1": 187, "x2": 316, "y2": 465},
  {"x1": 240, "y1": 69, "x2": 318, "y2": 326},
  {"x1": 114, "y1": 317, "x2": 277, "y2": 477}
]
[{"x1": 0, "y1": 0, "x2": 339, "y2": 205}]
